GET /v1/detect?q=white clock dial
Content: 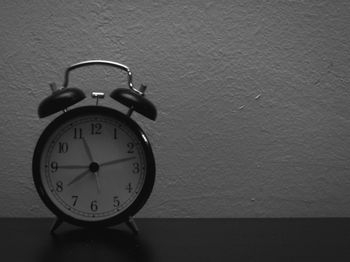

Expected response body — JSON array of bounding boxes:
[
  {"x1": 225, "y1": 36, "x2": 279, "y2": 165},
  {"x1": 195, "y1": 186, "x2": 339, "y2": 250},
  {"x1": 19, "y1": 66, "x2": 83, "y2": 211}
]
[{"x1": 39, "y1": 113, "x2": 147, "y2": 221}]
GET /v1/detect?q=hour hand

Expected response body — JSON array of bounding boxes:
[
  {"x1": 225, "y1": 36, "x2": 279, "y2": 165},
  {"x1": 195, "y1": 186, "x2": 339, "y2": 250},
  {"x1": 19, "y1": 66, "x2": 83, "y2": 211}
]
[{"x1": 82, "y1": 137, "x2": 94, "y2": 162}]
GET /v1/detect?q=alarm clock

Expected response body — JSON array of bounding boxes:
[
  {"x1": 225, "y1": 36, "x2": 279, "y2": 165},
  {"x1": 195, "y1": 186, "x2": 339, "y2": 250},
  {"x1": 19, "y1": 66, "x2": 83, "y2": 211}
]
[{"x1": 32, "y1": 60, "x2": 157, "y2": 234}]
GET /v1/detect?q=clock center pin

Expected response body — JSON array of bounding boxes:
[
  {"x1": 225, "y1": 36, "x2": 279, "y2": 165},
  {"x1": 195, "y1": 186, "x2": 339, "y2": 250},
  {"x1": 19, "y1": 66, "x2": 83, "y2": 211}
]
[{"x1": 89, "y1": 162, "x2": 100, "y2": 172}]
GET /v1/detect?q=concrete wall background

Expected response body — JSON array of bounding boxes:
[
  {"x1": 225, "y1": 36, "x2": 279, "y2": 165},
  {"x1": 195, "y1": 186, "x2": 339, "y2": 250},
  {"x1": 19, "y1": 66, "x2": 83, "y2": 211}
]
[{"x1": 0, "y1": 0, "x2": 349, "y2": 217}]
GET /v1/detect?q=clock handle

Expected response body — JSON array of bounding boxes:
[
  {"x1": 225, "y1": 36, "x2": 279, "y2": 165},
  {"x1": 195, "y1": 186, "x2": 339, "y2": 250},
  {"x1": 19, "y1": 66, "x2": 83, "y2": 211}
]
[{"x1": 63, "y1": 60, "x2": 143, "y2": 95}]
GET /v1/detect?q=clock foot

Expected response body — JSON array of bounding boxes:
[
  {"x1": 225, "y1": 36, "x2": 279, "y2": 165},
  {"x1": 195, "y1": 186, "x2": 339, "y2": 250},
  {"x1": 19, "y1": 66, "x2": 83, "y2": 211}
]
[
  {"x1": 126, "y1": 217, "x2": 139, "y2": 235},
  {"x1": 50, "y1": 217, "x2": 63, "y2": 234}
]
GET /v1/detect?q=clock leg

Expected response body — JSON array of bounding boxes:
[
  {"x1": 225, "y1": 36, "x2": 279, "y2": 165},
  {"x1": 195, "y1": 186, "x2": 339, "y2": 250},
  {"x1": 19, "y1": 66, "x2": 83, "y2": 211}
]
[
  {"x1": 50, "y1": 217, "x2": 63, "y2": 234},
  {"x1": 125, "y1": 217, "x2": 139, "y2": 235}
]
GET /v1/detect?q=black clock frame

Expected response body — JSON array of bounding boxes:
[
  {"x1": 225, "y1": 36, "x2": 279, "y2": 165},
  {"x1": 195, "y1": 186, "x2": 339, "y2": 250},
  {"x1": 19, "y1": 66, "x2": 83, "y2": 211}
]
[{"x1": 32, "y1": 106, "x2": 156, "y2": 228}]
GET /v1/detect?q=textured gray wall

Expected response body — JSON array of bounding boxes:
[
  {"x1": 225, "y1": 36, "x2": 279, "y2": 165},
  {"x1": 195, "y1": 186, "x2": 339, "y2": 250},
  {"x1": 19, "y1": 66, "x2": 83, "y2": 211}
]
[{"x1": 0, "y1": 0, "x2": 349, "y2": 217}]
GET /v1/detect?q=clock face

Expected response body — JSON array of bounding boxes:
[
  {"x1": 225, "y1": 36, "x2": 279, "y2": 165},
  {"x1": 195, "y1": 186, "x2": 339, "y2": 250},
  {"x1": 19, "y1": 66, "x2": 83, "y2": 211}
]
[{"x1": 33, "y1": 106, "x2": 155, "y2": 227}]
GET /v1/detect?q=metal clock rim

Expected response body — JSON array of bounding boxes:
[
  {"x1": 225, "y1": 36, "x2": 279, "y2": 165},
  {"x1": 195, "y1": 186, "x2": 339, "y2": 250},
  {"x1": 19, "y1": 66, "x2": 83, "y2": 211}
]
[{"x1": 32, "y1": 106, "x2": 156, "y2": 228}]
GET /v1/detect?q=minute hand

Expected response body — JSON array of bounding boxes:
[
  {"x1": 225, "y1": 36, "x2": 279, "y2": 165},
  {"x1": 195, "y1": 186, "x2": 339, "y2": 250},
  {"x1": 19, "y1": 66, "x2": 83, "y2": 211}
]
[{"x1": 100, "y1": 156, "x2": 136, "y2": 167}]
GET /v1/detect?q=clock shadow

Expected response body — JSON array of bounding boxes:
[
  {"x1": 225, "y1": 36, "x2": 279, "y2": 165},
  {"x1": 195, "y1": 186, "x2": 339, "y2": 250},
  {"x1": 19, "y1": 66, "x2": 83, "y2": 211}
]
[{"x1": 37, "y1": 227, "x2": 153, "y2": 262}]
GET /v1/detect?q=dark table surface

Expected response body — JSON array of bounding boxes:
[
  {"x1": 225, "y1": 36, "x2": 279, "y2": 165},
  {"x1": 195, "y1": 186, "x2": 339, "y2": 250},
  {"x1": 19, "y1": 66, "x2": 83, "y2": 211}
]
[{"x1": 1, "y1": 218, "x2": 349, "y2": 262}]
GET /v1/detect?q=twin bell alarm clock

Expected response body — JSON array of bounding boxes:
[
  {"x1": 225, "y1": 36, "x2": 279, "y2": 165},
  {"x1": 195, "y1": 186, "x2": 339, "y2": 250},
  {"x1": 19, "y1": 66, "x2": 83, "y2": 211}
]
[{"x1": 32, "y1": 60, "x2": 157, "y2": 234}]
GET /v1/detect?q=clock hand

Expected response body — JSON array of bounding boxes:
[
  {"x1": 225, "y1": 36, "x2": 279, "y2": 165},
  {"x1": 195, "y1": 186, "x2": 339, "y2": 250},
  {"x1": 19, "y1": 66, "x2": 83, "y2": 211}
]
[
  {"x1": 58, "y1": 165, "x2": 89, "y2": 169},
  {"x1": 100, "y1": 156, "x2": 136, "y2": 167},
  {"x1": 67, "y1": 169, "x2": 91, "y2": 186},
  {"x1": 82, "y1": 137, "x2": 94, "y2": 162},
  {"x1": 94, "y1": 172, "x2": 101, "y2": 194}
]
